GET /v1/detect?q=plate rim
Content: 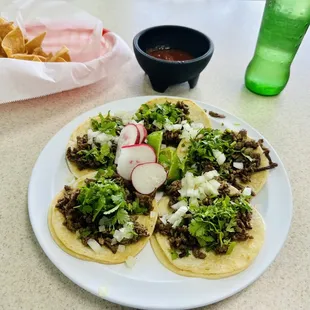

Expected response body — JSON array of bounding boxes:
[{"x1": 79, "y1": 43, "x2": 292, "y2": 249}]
[{"x1": 28, "y1": 95, "x2": 293, "y2": 309}]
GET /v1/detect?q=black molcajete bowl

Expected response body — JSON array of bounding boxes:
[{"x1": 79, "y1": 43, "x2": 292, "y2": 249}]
[{"x1": 133, "y1": 25, "x2": 214, "y2": 93}]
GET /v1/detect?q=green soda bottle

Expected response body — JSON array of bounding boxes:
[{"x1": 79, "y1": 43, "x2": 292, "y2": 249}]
[{"x1": 245, "y1": 0, "x2": 310, "y2": 96}]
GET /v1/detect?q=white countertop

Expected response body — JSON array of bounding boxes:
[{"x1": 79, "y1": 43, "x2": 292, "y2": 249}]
[{"x1": 0, "y1": 0, "x2": 309, "y2": 309}]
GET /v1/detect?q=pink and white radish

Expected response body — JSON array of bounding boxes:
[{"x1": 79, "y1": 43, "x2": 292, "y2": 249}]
[
  {"x1": 115, "y1": 124, "x2": 140, "y2": 164},
  {"x1": 135, "y1": 123, "x2": 147, "y2": 143},
  {"x1": 117, "y1": 144, "x2": 156, "y2": 180},
  {"x1": 131, "y1": 163, "x2": 167, "y2": 194}
]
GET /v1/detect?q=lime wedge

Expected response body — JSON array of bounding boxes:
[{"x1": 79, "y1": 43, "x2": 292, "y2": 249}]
[
  {"x1": 168, "y1": 152, "x2": 181, "y2": 181},
  {"x1": 147, "y1": 131, "x2": 163, "y2": 159},
  {"x1": 159, "y1": 147, "x2": 181, "y2": 182}
]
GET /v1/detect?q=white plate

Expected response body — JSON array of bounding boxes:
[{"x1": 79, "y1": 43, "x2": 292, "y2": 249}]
[{"x1": 28, "y1": 96, "x2": 292, "y2": 310}]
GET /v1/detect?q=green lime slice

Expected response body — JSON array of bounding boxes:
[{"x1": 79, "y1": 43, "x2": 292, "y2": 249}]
[
  {"x1": 147, "y1": 131, "x2": 163, "y2": 159},
  {"x1": 159, "y1": 147, "x2": 181, "y2": 182},
  {"x1": 167, "y1": 152, "x2": 181, "y2": 181}
]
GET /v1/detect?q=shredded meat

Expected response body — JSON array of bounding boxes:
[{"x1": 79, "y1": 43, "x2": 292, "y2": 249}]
[
  {"x1": 209, "y1": 111, "x2": 226, "y2": 118},
  {"x1": 192, "y1": 248, "x2": 206, "y2": 259},
  {"x1": 135, "y1": 191, "x2": 156, "y2": 212},
  {"x1": 214, "y1": 245, "x2": 229, "y2": 254},
  {"x1": 232, "y1": 211, "x2": 253, "y2": 242},
  {"x1": 66, "y1": 134, "x2": 103, "y2": 170},
  {"x1": 163, "y1": 130, "x2": 182, "y2": 147},
  {"x1": 175, "y1": 101, "x2": 190, "y2": 115},
  {"x1": 165, "y1": 180, "x2": 182, "y2": 205},
  {"x1": 134, "y1": 221, "x2": 149, "y2": 237},
  {"x1": 104, "y1": 238, "x2": 118, "y2": 254}
]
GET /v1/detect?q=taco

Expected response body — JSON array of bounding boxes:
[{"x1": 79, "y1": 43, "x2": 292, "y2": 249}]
[
  {"x1": 177, "y1": 128, "x2": 278, "y2": 194},
  {"x1": 66, "y1": 112, "x2": 123, "y2": 178},
  {"x1": 151, "y1": 171, "x2": 265, "y2": 278},
  {"x1": 48, "y1": 171, "x2": 157, "y2": 264},
  {"x1": 134, "y1": 97, "x2": 211, "y2": 148}
]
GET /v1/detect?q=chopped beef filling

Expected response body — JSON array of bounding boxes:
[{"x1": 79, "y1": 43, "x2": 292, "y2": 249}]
[
  {"x1": 155, "y1": 210, "x2": 253, "y2": 258},
  {"x1": 165, "y1": 180, "x2": 182, "y2": 205},
  {"x1": 55, "y1": 185, "x2": 150, "y2": 253},
  {"x1": 175, "y1": 101, "x2": 190, "y2": 115},
  {"x1": 163, "y1": 130, "x2": 182, "y2": 147},
  {"x1": 66, "y1": 134, "x2": 116, "y2": 170},
  {"x1": 209, "y1": 111, "x2": 226, "y2": 118}
]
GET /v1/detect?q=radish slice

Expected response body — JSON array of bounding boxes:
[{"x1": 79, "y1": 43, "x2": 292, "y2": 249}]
[
  {"x1": 115, "y1": 124, "x2": 140, "y2": 164},
  {"x1": 117, "y1": 144, "x2": 156, "y2": 180},
  {"x1": 135, "y1": 124, "x2": 147, "y2": 143},
  {"x1": 131, "y1": 163, "x2": 167, "y2": 194}
]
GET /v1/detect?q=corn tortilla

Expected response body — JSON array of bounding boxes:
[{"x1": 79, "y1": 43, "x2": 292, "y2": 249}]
[
  {"x1": 151, "y1": 197, "x2": 265, "y2": 279},
  {"x1": 48, "y1": 173, "x2": 158, "y2": 264},
  {"x1": 142, "y1": 97, "x2": 212, "y2": 129}
]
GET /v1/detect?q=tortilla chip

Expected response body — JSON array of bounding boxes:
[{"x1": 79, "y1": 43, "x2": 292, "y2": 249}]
[
  {"x1": 49, "y1": 45, "x2": 70, "y2": 62},
  {"x1": 0, "y1": 38, "x2": 6, "y2": 57},
  {"x1": 1, "y1": 27, "x2": 25, "y2": 57},
  {"x1": 45, "y1": 52, "x2": 53, "y2": 62},
  {"x1": 25, "y1": 31, "x2": 46, "y2": 54},
  {"x1": 60, "y1": 51, "x2": 71, "y2": 62},
  {"x1": 55, "y1": 57, "x2": 66, "y2": 62},
  {"x1": 0, "y1": 22, "x2": 14, "y2": 40},
  {"x1": 0, "y1": 17, "x2": 8, "y2": 24},
  {"x1": 11, "y1": 54, "x2": 45, "y2": 61},
  {"x1": 32, "y1": 46, "x2": 48, "y2": 57}
]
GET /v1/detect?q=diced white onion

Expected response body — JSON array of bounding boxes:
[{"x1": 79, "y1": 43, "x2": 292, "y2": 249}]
[
  {"x1": 203, "y1": 182, "x2": 219, "y2": 196},
  {"x1": 87, "y1": 239, "x2": 102, "y2": 253},
  {"x1": 161, "y1": 144, "x2": 167, "y2": 149},
  {"x1": 168, "y1": 206, "x2": 188, "y2": 228},
  {"x1": 113, "y1": 222, "x2": 135, "y2": 242},
  {"x1": 150, "y1": 211, "x2": 157, "y2": 218},
  {"x1": 233, "y1": 162, "x2": 244, "y2": 170},
  {"x1": 191, "y1": 122, "x2": 204, "y2": 129},
  {"x1": 117, "y1": 245, "x2": 126, "y2": 253},
  {"x1": 160, "y1": 214, "x2": 169, "y2": 225},
  {"x1": 242, "y1": 187, "x2": 252, "y2": 196},
  {"x1": 209, "y1": 179, "x2": 221, "y2": 190},
  {"x1": 204, "y1": 170, "x2": 219, "y2": 180},
  {"x1": 125, "y1": 256, "x2": 136, "y2": 268},
  {"x1": 155, "y1": 191, "x2": 164, "y2": 202},
  {"x1": 180, "y1": 123, "x2": 201, "y2": 140},
  {"x1": 216, "y1": 153, "x2": 226, "y2": 165},
  {"x1": 98, "y1": 286, "x2": 109, "y2": 297},
  {"x1": 212, "y1": 149, "x2": 222, "y2": 159},
  {"x1": 98, "y1": 225, "x2": 105, "y2": 232},
  {"x1": 171, "y1": 200, "x2": 188, "y2": 210},
  {"x1": 164, "y1": 123, "x2": 183, "y2": 131},
  {"x1": 111, "y1": 238, "x2": 117, "y2": 245}
]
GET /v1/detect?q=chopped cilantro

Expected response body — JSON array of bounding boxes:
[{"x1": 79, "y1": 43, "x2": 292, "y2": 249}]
[
  {"x1": 91, "y1": 112, "x2": 123, "y2": 136},
  {"x1": 188, "y1": 196, "x2": 252, "y2": 252},
  {"x1": 171, "y1": 249, "x2": 179, "y2": 260},
  {"x1": 135, "y1": 102, "x2": 190, "y2": 132},
  {"x1": 78, "y1": 143, "x2": 115, "y2": 167}
]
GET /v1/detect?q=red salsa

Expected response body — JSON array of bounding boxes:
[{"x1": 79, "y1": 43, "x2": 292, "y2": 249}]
[{"x1": 147, "y1": 48, "x2": 194, "y2": 61}]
